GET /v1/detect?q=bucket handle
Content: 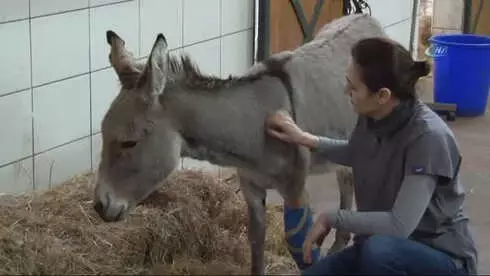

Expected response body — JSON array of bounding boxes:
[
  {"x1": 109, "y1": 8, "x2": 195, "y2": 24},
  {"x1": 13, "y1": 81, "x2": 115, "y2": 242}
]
[{"x1": 425, "y1": 44, "x2": 448, "y2": 58}]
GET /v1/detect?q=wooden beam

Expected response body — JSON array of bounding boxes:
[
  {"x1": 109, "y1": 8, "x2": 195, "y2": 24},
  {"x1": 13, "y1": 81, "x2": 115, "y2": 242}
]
[{"x1": 469, "y1": 0, "x2": 490, "y2": 35}]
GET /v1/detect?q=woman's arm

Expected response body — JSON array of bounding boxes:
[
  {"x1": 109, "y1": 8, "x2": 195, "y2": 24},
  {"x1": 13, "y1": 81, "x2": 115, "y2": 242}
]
[
  {"x1": 265, "y1": 110, "x2": 358, "y2": 167},
  {"x1": 322, "y1": 126, "x2": 462, "y2": 237},
  {"x1": 323, "y1": 173, "x2": 436, "y2": 237},
  {"x1": 299, "y1": 133, "x2": 352, "y2": 167}
]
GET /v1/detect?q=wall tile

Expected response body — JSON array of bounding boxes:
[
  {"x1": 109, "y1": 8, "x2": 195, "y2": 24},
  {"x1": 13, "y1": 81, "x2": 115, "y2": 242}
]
[
  {"x1": 0, "y1": 0, "x2": 29, "y2": 23},
  {"x1": 221, "y1": 0, "x2": 253, "y2": 35},
  {"x1": 384, "y1": 19, "x2": 412, "y2": 50},
  {"x1": 90, "y1": 0, "x2": 139, "y2": 70},
  {"x1": 90, "y1": 67, "x2": 120, "y2": 133},
  {"x1": 412, "y1": 13, "x2": 421, "y2": 58},
  {"x1": 183, "y1": 0, "x2": 220, "y2": 45},
  {"x1": 0, "y1": 90, "x2": 33, "y2": 166},
  {"x1": 367, "y1": 0, "x2": 414, "y2": 27},
  {"x1": 431, "y1": 27, "x2": 462, "y2": 35},
  {"x1": 30, "y1": 0, "x2": 89, "y2": 17},
  {"x1": 221, "y1": 30, "x2": 253, "y2": 78},
  {"x1": 33, "y1": 75, "x2": 90, "y2": 153},
  {"x1": 31, "y1": 9, "x2": 89, "y2": 86},
  {"x1": 90, "y1": 0, "x2": 128, "y2": 7},
  {"x1": 34, "y1": 137, "x2": 91, "y2": 191},
  {"x1": 433, "y1": 0, "x2": 463, "y2": 30},
  {"x1": 0, "y1": 158, "x2": 33, "y2": 195},
  {"x1": 140, "y1": 0, "x2": 183, "y2": 54},
  {"x1": 183, "y1": 38, "x2": 221, "y2": 76},
  {"x1": 0, "y1": 20, "x2": 31, "y2": 95}
]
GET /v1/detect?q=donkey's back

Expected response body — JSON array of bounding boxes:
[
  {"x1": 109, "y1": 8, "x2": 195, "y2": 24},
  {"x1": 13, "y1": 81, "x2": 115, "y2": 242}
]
[{"x1": 282, "y1": 14, "x2": 386, "y2": 141}]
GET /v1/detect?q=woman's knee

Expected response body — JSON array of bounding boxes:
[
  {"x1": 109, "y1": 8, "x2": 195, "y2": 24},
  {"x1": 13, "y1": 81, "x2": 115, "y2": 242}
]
[
  {"x1": 361, "y1": 235, "x2": 400, "y2": 262},
  {"x1": 302, "y1": 245, "x2": 359, "y2": 275}
]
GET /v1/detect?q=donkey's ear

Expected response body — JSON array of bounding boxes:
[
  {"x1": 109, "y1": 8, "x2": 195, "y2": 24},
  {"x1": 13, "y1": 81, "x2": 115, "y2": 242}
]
[
  {"x1": 140, "y1": 33, "x2": 169, "y2": 97},
  {"x1": 106, "y1": 30, "x2": 141, "y2": 88}
]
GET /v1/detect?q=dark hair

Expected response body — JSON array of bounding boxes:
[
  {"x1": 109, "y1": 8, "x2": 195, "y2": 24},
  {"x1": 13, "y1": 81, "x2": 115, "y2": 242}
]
[{"x1": 351, "y1": 37, "x2": 430, "y2": 101}]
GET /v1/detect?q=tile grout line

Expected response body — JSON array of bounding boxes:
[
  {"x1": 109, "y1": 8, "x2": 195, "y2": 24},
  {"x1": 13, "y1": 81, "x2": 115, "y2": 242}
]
[
  {"x1": 33, "y1": 135, "x2": 94, "y2": 159},
  {"x1": 219, "y1": 0, "x2": 223, "y2": 78},
  {"x1": 0, "y1": 27, "x2": 253, "y2": 100},
  {"x1": 88, "y1": 0, "x2": 94, "y2": 172},
  {"x1": 0, "y1": 17, "x2": 29, "y2": 25},
  {"x1": 0, "y1": 0, "x2": 134, "y2": 24},
  {"x1": 138, "y1": 0, "x2": 142, "y2": 57},
  {"x1": 218, "y1": 0, "x2": 223, "y2": 181},
  {"x1": 0, "y1": 156, "x2": 34, "y2": 171},
  {"x1": 89, "y1": 0, "x2": 134, "y2": 10},
  {"x1": 0, "y1": 26, "x2": 253, "y2": 100},
  {"x1": 28, "y1": 0, "x2": 36, "y2": 191},
  {"x1": 384, "y1": 17, "x2": 412, "y2": 29},
  {"x1": 28, "y1": 72, "x2": 91, "y2": 91},
  {"x1": 181, "y1": 0, "x2": 185, "y2": 50},
  {"x1": 0, "y1": 88, "x2": 32, "y2": 99},
  {"x1": 181, "y1": 29, "x2": 251, "y2": 53},
  {"x1": 180, "y1": 0, "x2": 185, "y2": 170}
]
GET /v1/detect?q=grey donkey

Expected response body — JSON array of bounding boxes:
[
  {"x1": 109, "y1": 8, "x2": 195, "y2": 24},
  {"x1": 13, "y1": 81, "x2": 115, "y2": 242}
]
[{"x1": 93, "y1": 13, "x2": 387, "y2": 275}]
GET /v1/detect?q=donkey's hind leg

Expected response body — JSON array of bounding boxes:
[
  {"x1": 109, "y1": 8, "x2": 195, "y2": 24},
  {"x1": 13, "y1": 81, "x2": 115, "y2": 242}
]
[{"x1": 327, "y1": 166, "x2": 354, "y2": 255}]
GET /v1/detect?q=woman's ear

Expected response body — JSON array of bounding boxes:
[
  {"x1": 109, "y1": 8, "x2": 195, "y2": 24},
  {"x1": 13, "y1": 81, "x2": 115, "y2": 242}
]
[{"x1": 376, "y1": 88, "x2": 392, "y2": 104}]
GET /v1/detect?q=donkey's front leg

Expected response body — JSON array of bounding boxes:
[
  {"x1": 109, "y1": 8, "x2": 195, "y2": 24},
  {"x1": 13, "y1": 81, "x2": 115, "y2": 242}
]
[
  {"x1": 247, "y1": 197, "x2": 267, "y2": 275},
  {"x1": 284, "y1": 190, "x2": 321, "y2": 271},
  {"x1": 282, "y1": 147, "x2": 320, "y2": 271},
  {"x1": 238, "y1": 171, "x2": 267, "y2": 275}
]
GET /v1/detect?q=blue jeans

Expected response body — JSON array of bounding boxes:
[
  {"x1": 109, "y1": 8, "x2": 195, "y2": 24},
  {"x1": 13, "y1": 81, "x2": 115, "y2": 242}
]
[{"x1": 302, "y1": 234, "x2": 468, "y2": 275}]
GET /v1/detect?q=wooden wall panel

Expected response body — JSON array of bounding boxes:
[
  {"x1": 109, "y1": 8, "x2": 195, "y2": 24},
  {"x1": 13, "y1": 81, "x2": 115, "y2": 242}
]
[
  {"x1": 268, "y1": 0, "x2": 343, "y2": 55},
  {"x1": 470, "y1": 0, "x2": 490, "y2": 35}
]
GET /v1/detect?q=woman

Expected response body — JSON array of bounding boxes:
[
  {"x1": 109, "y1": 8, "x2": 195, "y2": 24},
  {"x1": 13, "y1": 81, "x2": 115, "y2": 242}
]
[{"x1": 266, "y1": 37, "x2": 478, "y2": 275}]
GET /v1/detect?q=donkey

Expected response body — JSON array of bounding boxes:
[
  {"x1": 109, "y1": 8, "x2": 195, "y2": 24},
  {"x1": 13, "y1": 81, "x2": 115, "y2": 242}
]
[{"x1": 92, "y1": 14, "x2": 386, "y2": 275}]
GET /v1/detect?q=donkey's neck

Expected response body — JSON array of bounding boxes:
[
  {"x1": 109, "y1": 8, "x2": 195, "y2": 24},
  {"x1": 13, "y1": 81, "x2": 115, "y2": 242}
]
[{"x1": 163, "y1": 75, "x2": 291, "y2": 170}]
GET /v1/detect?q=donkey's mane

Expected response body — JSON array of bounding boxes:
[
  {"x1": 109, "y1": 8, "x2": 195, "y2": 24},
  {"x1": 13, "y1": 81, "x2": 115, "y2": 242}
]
[{"x1": 167, "y1": 53, "x2": 290, "y2": 91}]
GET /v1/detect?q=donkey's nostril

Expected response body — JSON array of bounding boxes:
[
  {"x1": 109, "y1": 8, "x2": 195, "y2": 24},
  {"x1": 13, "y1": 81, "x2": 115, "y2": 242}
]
[
  {"x1": 94, "y1": 201, "x2": 104, "y2": 215},
  {"x1": 115, "y1": 204, "x2": 127, "y2": 221}
]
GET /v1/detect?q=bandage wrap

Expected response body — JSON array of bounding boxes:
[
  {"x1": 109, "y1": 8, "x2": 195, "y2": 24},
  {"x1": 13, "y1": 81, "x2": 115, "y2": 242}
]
[{"x1": 284, "y1": 205, "x2": 320, "y2": 270}]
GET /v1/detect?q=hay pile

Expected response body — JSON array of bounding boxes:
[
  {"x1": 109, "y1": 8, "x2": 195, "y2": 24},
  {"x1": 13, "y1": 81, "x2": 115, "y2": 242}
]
[{"x1": 0, "y1": 169, "x2": 298, "y2": 275}]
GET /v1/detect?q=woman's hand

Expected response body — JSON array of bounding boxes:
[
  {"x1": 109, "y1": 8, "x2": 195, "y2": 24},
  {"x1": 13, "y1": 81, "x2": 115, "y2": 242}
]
[
  {"x1": 303, "y1": 213, "x2": 331, "y2": 264},
  {"x1": 265, "y1": 110, "x2": 319, "y2": 148}
]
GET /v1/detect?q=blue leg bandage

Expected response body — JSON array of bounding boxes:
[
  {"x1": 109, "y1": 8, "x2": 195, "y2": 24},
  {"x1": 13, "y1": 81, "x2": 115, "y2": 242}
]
[{"x1": 284, "y1": 205, "x2": 320, "y2": 270}]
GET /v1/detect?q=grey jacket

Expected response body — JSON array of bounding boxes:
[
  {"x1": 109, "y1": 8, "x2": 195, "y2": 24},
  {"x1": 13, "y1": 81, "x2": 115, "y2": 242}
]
[{"x1": 315, "y1": 99, "x2": 478, "y2": 275}]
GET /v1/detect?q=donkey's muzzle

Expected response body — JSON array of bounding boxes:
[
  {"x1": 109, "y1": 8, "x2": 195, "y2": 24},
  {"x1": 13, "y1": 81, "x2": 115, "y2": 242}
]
[
  {"x1": 94, "y1": 200, "x2": 105, "y2": 217},
  {"x1": 93, "y1": 197, "x2": 127, "y2": 222}
]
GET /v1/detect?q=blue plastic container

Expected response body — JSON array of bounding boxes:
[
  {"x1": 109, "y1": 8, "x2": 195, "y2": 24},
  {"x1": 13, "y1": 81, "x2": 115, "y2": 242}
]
[{"x1": 428, "y1": 34, "x2": 490, "y2": 117}]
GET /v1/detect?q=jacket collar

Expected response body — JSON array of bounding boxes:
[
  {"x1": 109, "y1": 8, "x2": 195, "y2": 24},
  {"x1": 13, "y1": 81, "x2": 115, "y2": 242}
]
[{"x1": 365, "y1": 99, "x2": 416, "y2": 138}]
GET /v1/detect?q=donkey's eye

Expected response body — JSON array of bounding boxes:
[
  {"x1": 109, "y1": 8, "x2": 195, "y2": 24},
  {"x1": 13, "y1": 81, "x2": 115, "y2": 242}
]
[{"x1": 120, "y1": 140, "x2": 137, "y2": 149}]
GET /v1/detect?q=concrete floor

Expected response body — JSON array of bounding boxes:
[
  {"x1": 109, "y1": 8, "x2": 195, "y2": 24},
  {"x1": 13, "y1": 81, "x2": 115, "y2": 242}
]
[
  {"x1": 266, "y1": 81, "x2": 490, "y2": 273},
  {"x1": 447, "y1": 103, "x2": 490, "y2": 273}
]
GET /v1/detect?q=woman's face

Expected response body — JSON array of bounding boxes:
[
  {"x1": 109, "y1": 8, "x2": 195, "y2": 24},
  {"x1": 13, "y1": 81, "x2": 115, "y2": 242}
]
[{"x1": 345, "y1": 60, "x2": 387, "y2": 117}]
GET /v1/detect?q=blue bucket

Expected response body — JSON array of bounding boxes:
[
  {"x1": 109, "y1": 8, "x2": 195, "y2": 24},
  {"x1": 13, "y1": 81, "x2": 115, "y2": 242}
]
[{"x1": 427, "y1": 34, "x2": 490, "y2": 117}]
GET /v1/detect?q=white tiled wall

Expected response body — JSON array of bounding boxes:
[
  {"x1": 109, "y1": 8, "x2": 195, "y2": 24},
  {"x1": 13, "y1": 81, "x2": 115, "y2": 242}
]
[
  {"x1": 366, "y1": 0, "x2": 419, "y2": 51},
  {"x1": 432, "y1": 0, "x2": 463, "y2": 34},
  {"x1": 0, "y1": 0, "x2": 254, "y2": 195}
]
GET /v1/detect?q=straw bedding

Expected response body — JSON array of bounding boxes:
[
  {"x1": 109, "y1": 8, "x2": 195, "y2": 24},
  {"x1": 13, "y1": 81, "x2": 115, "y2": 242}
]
[{"x1": 0, "y1": 169, "x2": 298, "y2": 275}]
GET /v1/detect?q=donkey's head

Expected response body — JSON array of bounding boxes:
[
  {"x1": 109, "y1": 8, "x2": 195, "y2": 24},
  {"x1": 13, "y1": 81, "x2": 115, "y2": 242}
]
[{"x1": 93, "y1": 30, "x2": 182, "y2": 222}]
